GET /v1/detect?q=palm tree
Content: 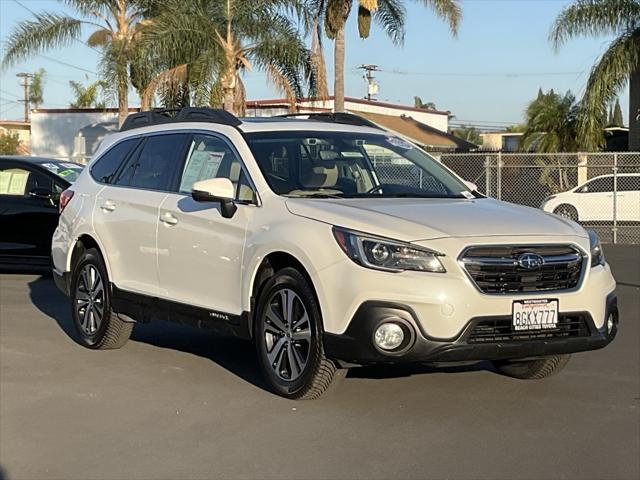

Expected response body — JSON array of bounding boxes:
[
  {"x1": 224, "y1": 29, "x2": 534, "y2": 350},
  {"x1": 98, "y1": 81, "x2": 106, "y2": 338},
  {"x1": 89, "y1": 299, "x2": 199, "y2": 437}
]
[
  {"x1": 521, "y1": 89, "x2": 582, "y2": 192},
  {"x1": 2, "y1": 1, "x2": 157, "y2": 126},
  {"x1": 550, "y1": 0, "x2": 640, "y2": 150},
  {"x1": 69, "y1": 79, "x2": 107, "y2": 108},
  {"x1": 311, "y1": 0, "x2": 461, "y2": 112},
  {"x1": 139, "y1": 0, "x2": 314, "y2": 115}
]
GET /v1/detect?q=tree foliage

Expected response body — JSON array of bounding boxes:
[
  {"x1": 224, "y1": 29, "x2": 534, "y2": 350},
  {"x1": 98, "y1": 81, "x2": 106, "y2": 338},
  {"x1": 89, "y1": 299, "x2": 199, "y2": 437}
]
[
  {"x1": 414, "y1": 96, "x2": 437, "y2": 110},
  {"x1": 521, "y1": 89, "x2": 585, "y2": 153},
  {"x1": 29, "y1": 68, "x2": 46, "y2": 108},
  {"x1": 0, "y1": 132, "x2": 22, "y2": 155},
  {"x1": 450, "y1": 125, "x2": 480, "y2": 145},
  {"x1": 550, "y1": 0, "x2": 639, "y2": 149},
  {"x1": 136, "y1": 0, "x2": 314, "y2": 114},
  {"x1": 69, "y1": 79, "x2": 107, "y2": 108},
  {"x1": 2, "y1": 1, "x2": 160, "y2": 125}
]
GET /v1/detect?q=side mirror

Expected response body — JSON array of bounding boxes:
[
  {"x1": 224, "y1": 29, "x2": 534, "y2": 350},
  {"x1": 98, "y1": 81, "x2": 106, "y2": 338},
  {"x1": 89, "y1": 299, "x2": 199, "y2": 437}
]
[
  {"x1": 192, "y1": 178, "x2": 237, "y2": 218},
  {"x1": 464, "y1": 181, "x2": 478, "y2": 192},
  {"x1": 28, "y1": 187, "x2": 54, "y2": 204}
]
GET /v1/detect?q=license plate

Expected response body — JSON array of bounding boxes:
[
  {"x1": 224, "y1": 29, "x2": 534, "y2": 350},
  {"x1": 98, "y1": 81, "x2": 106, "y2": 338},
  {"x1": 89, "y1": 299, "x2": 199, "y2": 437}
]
[{"x1": 512, "y1": 299, "x2": 558, "y2": 331}]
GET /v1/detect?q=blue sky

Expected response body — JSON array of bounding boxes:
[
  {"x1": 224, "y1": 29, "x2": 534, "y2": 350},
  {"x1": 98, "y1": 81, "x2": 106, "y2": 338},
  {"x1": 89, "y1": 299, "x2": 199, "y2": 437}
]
[{"x1": 0, "y1": 0, "x2": 630, "y2": 128}]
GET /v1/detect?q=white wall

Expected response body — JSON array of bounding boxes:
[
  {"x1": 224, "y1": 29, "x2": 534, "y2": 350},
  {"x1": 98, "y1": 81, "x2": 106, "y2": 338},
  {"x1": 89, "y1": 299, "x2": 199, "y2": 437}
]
[{"x1": 31, "y1": 111, "x2": 119, "y2": 160}]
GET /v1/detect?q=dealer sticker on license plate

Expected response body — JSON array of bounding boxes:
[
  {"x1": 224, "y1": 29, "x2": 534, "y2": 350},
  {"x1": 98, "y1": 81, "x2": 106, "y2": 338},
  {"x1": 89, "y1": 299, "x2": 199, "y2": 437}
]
[{"x1": 512, "y1": 299, "x2": 558, "y2": 331}]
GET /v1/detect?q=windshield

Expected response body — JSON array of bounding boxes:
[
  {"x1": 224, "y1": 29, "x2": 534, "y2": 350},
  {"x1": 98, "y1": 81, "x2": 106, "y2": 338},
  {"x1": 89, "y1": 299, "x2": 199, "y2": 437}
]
[
  {"x1": 245, "y1": 131, "x2": 470, "y2": 198},
  {"x1": 39, "y1": 161, "x2": 84, "y2": 183}
]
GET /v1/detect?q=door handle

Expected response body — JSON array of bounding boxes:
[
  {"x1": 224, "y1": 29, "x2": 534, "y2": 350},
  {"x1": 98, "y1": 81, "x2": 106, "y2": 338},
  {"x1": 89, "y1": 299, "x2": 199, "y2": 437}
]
[
  {"x1": 159, "y1": 212, "x2": 178, "y2": 226},
  {"x1": 100, "y1": 200, "x2": 116, "y2": 212}
]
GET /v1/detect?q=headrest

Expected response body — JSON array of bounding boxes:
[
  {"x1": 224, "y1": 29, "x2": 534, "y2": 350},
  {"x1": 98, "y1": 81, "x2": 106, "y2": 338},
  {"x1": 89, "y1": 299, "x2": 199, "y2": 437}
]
[{"x1": 301, "y1": 165, "x2": 338, "y2": 189}]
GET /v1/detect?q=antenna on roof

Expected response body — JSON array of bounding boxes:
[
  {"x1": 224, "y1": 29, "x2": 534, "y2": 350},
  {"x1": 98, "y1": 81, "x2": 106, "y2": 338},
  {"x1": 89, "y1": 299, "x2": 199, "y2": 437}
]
[{"x1": 357, "y1": 64, "x2": 380, "y2": 101}]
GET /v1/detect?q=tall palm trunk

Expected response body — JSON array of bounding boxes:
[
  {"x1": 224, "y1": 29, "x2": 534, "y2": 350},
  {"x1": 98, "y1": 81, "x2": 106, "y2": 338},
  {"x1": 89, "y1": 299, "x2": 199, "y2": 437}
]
[
  {"x1": 222, "y1": 65, "x2": 236, "y2": 114},
  {"x1": 630, "y1": 67, "x2": 640, "y2": 151},
  {"x1": 117, "y1": 69, "x2": 129, "y2": 126},
  {"x1": 333, "y1": 26, "x2": 345, "y2": 112}
]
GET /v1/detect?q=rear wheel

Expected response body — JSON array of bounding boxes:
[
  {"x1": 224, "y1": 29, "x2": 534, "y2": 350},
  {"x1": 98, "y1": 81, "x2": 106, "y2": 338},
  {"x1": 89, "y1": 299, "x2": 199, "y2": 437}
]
[
  {"x1": 492, "y1": 354, "x2": 571, "y2": 379},
  {"x1": 254, "y1": 267, "x2": 346, "y2": 399},
  {"x1": 553, "y1": 204, "x2": 578, "y2": 222},
  {"x1": 70, "y1": 248, "x2": 132, "y2": 349}
]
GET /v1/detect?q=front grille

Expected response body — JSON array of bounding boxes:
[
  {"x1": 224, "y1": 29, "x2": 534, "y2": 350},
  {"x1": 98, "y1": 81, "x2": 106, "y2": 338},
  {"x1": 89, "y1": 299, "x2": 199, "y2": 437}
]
[
  {"x1": 467, "y1": 314, "x2": 591, "y2": 344},
  {"x1": 461, "y1": 245, "x2": 584, "y2": 294}
]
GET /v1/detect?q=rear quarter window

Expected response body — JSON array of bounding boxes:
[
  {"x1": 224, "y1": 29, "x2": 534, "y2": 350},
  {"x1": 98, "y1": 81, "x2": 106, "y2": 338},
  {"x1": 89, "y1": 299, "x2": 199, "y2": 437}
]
[{"x1": 90, "y1": 138, "x2": 138, "y2": 184}]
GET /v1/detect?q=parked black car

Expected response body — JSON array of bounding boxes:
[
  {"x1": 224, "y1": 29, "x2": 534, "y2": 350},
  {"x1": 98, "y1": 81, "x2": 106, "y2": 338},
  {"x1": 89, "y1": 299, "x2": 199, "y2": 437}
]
[{"x1": 0, "y1": 156, "x2": 83, "y2": 270}]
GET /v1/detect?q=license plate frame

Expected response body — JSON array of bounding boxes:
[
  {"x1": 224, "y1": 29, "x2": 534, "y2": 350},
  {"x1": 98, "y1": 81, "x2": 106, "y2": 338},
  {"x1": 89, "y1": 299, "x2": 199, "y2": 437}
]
[{"x1": 512, "y1": 299, "x2": 559, "y2": 332}]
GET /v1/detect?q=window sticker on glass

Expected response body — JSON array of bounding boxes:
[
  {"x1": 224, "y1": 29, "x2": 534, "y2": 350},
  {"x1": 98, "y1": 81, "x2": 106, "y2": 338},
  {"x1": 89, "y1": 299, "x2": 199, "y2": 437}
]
[
  {"x1": 41, "y1": 163, "x2": 59, "y2": 172},
  {"x1": 8, "y1": 171, "x2": 29, "y2": 194},
  {"x1": 386, "y1": 136, "x2": 413, "y2": 150},
  {"x1": 180, "y1": 150, "x2": 225, "y2": 193}
]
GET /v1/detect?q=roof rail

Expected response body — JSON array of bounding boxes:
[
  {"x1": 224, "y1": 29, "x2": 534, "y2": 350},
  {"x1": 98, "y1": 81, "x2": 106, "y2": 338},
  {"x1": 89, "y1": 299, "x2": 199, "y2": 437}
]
[
  {"x1": 277, "y1": 112, "x2": 383, "y2": 130},
  {"x1": 120, "y1": 107, "x2": 242, "y2": 132}
]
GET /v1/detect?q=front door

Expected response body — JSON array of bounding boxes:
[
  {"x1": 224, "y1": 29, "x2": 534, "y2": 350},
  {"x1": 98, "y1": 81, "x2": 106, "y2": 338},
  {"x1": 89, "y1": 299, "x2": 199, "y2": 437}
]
[{"x1": 156, "y1": 133, "x2": 256, "y2": 316}]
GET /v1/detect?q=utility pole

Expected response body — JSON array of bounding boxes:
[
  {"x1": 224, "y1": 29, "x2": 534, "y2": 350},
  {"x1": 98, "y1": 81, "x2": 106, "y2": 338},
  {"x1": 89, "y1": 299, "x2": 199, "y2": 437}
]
[
  {"x1": 16, "y1": 72, "x2": 34, "y2": 122},
  {"x1": 357, "y1": 64, "x2": 379, "y2": 101}
]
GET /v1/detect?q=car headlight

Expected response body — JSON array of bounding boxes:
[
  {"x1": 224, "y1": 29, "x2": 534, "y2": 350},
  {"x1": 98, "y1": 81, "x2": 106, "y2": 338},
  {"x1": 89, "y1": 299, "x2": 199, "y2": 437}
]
[
  {"x1": 332, "y1": 227, "x2": 446, "y2": 273},
  {"x1": 588, "y1": 229, "x2": 605, "y2": 267}
]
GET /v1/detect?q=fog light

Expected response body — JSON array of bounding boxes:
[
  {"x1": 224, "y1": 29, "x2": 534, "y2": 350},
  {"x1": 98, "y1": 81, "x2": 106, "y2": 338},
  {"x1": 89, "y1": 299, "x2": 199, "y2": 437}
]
[
  {"x1": 607, "y1": 314, "x2": 615, "y2": 334},
  {"x1": 374, "y1": 322, "x2": 404, "y2": 351}
]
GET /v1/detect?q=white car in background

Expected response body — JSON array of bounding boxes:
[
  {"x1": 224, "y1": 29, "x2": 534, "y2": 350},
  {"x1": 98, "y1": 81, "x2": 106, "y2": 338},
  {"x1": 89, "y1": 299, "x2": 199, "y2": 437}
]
[{"x1": 542, "y1": 173, "x2": 640, "y2": 222}]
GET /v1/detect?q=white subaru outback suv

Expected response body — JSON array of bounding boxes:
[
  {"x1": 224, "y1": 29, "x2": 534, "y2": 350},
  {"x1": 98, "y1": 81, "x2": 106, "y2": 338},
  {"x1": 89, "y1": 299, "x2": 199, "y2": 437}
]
[{"x1": 52, "y1": 108, "x2": 618, "y2": 399}]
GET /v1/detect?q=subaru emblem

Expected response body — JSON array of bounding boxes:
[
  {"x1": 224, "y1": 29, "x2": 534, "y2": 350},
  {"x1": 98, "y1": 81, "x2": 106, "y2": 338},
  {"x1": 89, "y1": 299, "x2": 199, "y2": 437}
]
[{"x1": 517, "y1": 252, "x2": 544, "y2": 269}]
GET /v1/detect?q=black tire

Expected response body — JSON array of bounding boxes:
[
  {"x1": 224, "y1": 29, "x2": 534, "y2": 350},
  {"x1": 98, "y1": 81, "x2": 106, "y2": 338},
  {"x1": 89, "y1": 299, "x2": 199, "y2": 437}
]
[
  {"x1": 254, "y1": 267, "x2": 346, "y2": 400},
  {"x1": 70, "y1": 248, "x2": 132, "y2": 349},
  {"x1": 553, "y1": 204, "x2": 579, "y2": 222},
  {"x1": 492, "y1": 354, "x2": 571, "y2": 380}
]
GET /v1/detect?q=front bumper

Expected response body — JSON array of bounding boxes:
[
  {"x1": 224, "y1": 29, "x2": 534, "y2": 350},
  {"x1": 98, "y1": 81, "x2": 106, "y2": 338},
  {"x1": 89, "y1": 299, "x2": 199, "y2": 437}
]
[{"x1": 324, "y1": 293, "x2": 618, "y2": 365}]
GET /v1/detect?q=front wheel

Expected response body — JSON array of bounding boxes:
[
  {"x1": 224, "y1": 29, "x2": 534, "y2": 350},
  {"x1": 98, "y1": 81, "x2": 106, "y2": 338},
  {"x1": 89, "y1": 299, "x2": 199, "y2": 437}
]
[
  {"x1": 492, "y1": 354, "x2": 571, "y2": 379},
  {"x1": 254, "y1": 267, "x2": 346, "y2": 400}
]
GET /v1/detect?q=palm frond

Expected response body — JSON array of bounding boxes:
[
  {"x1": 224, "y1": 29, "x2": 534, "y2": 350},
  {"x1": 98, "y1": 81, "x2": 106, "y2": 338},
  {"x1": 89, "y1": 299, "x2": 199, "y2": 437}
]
[
  {"x1": 141, "y1": 64, "x2": 189, "y2": 109},
  {"x1": 266, "y1": 63, "x2": 297, "y2": 111},
  {"x1": 358, "y1": 5, "x2": 373, "y2": 38},
  {"x1": 2, "y1": 13, "x2": 83, "y2": 68},
  {"x1": 550, "y1": 0, "x2": 640, "y2": 49},
  {"x1": 577, "y1": 28, "x2": 640, "y2": 149},
  {"x1": 415, "y1": 0, "x2": 462, "y2": 37},
  {"x1": 87, "y1": 28, "x2": 113, "y2": 47},
  {"x1": 375, "y1": 0, "x2": 406, "y2": 44}
]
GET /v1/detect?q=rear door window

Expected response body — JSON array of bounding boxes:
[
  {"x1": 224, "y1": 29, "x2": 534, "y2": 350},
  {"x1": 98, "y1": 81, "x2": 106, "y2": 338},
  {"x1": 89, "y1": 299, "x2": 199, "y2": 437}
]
[
  {"x1": 90, "y1": 138, "x2": 138, "y2": 184},
  {"x1": 116, "y1": 134, "x2": 189, "y2": 191},
  {"x1": 0, "y1": 165, "x2": 53, "y2": 197}
]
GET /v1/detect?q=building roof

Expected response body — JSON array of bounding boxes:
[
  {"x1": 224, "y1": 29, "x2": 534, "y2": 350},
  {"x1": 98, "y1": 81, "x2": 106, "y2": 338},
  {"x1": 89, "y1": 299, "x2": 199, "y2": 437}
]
[
  {"x1": 247, "y1": 96, "x2": 450, "y2": 116},
  {"x1": 356, "y1": 111, "x2": 477, "y2": 151},
  {"x1": 0, "y1": 120, "x2": 30, "y2": 128}
]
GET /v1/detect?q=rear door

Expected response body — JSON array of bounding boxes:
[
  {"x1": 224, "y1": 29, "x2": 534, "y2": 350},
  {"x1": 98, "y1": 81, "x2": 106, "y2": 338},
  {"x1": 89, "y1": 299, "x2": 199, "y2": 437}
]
[
  {"x1": 92, "y1": 133, "x2": 189, "y2": 295},
  {"x1": 156, "y1": 133, "x2": 256, "y2": 315},
  {"x1": 0, "y1": 161, "x2": 61, "y2": 261}
]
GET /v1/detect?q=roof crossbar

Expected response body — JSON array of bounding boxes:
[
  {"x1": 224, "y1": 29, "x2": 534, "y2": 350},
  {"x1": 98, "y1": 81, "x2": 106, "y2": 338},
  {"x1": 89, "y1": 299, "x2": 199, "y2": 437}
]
[
  {"x1": 120, "y1": 107, "x2": 242, "y2": 132},
  {"x1": 277, "y1": 112, "x2": 383, "y2": 130}
]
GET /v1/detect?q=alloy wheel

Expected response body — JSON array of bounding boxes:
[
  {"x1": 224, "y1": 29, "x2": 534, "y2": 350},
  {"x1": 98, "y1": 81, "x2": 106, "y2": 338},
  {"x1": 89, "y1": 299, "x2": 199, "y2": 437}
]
[
  {"x1": 262, "y1": 288, "x2": 312, "y2": 381},
  {"x1": 75, "y1": 264, "x2": 105, "y2": 335}
]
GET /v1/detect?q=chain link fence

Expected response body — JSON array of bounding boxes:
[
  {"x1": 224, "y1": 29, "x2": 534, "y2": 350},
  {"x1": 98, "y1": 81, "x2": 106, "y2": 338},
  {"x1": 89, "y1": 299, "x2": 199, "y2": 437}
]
[{"x1": 428, "y1": 152, "x2": 640, "y2": 245}]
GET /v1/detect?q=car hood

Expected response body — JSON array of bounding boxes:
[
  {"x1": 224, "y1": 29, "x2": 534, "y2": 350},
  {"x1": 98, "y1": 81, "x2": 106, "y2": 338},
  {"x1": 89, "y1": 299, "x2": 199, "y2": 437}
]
[{"x1": 285, "y1": 197, "x2": 587, "y2": 242}]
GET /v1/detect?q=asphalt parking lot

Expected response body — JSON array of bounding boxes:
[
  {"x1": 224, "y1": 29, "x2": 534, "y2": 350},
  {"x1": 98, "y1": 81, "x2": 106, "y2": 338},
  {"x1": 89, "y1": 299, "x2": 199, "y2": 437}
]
[{"x1": 0, "y1": 246, "x2": 638, "y2": 480}]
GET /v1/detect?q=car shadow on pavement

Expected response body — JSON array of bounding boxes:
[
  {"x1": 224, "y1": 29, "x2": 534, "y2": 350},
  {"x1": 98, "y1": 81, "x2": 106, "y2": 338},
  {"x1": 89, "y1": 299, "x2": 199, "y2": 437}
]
[
  {"x1": 27, "y1": 276, "x2": 493, "y2": 390},
  {"x1": 26, "y1": 276, "x2": 268, "y2": 390}
]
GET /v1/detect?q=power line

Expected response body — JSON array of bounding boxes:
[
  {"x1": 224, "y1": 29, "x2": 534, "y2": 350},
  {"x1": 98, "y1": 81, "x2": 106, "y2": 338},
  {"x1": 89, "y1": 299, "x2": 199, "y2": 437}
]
[
  {"x1": 37, "y1": 54, "x2": 97, "y2": 75},
  {"x1": 350, "y1": 69, "x2": 585, "y2": 78},
  {"x1": 0, "y1": 89, "x2": 22, "y2": 99}
]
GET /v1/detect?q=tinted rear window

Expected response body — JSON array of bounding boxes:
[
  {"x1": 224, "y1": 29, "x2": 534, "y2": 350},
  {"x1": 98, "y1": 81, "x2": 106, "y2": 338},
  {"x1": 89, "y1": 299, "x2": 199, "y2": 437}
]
[
  {"x1": 90, "y1": 138, "x2": 138, "y2": 184},
  {"x1": 115, "y1": 134, "x2": 188, "y2": 191}
]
